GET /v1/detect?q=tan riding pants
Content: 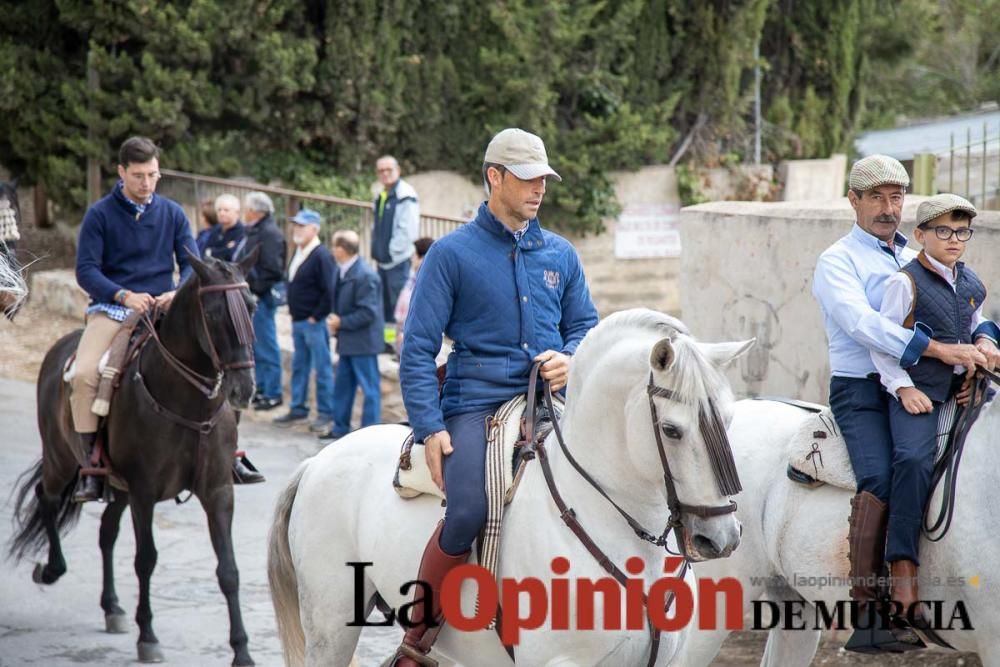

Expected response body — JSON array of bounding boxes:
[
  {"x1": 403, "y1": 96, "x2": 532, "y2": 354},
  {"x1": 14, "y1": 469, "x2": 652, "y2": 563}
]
[{"x1": 69, "y1": 312, "x2": 123, "y2": 433}]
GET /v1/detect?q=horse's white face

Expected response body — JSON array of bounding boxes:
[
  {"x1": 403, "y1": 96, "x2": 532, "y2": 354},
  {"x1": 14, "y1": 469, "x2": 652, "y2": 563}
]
[{"x1": 622, "y1": 335, "x2": 754, "y2": 562}]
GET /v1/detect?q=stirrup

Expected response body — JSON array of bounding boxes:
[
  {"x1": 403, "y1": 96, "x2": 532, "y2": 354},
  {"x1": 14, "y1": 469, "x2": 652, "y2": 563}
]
[
  {"x1": 845, "y1": 606, "x2": 926, "y2": 654},
  {"x1": 391, "y1": 643, "x2": 438, "y2": 667}
]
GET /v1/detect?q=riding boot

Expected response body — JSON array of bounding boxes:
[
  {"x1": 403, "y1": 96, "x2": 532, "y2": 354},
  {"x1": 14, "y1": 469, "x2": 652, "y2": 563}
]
[
  {"x1": 232, "y1": 452, "x2": 265, "y2": 484},
  {"x1": 391, "y1": 522, "x2": 470, "y2": 667},
  {"x1": 72, "y1": 432, "x2": 103, "y2": 503},
  {"x1": 890, "y1": 560, "x2": 928, "y2": 622},
  {"x1": 844, "y1": 491, "x2": 924, "y2": 653}
]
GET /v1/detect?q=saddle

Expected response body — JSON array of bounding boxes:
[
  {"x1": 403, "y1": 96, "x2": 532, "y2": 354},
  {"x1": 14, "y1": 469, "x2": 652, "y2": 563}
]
[
  {"x1": 785, "y1": 400, "x2": 958, "y2": 492},
  {"x1": 62, "y1": 311, "x2": 154, "y2": 492},
  {"x1": 392, "y1": 393, "x2": 562, "y2": 502}
]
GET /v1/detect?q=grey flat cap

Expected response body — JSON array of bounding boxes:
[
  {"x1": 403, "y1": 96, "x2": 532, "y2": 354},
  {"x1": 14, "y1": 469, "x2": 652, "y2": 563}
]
[
  {"x1": 916, "y1": 193, "x2": 977, "y2": 227},
  {"x1": 849, "y1": 154, "x2": 910, "y2": 191}
]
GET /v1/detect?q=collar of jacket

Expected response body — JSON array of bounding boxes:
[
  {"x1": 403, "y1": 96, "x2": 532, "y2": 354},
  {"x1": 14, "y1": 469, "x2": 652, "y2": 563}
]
[
  {"x1": 848, "y1": 222, "x2": 907, "y2": 252},
  {"x1": 112, "y1": 181, "x2": 156, "y2": 218},
  {"x1": 916, "y1": 249, "x2": 965, "y2": 284},
  {"x1": 473, "y1": 201, "x2": 546, "y2": 249}
]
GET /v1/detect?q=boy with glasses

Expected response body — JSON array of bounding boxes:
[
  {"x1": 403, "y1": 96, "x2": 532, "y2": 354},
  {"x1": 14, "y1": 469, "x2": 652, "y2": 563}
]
[{"x1": 870, "y1": 193, "x2": 1000, "y2": 627}]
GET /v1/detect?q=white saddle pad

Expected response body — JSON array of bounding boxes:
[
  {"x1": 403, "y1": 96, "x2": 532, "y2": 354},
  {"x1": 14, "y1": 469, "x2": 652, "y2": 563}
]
[
  {"x1": 394, "y1": 395, "x2": 529, "y2": 501},
  {"x1": 787, "y1": 400, "x2": 959, "y2": 492}
]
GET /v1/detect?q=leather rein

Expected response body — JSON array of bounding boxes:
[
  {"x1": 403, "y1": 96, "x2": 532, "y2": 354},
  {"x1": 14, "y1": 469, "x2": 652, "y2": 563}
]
[
  {"x1": 517, "y1": 362, "x2": 740, "y2": 667},
  {"x1": 139, "y1": 280, "x2": 255, "y2": 400}
]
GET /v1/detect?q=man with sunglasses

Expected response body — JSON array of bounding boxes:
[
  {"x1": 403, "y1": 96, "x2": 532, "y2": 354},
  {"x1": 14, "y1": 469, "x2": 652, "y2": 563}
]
[
  {"x1": 812, "y1": 156, "x2": 996, "y2": 653},
  {"x1": 869, "y1": 193, "x2": 1000, "y2": 628}
]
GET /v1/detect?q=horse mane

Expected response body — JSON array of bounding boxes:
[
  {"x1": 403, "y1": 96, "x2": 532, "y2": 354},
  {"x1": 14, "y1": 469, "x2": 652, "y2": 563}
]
[{"x1": 574, "y1": 308, "x2": 729, "y2": 411}]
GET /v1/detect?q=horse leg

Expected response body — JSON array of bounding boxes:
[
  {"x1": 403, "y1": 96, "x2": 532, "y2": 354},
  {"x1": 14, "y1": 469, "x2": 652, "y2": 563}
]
[
  {"x1": 30, "y1": 480, "x2": 69, "y2": 584},
  {"x1": 100, "y1": 490, "x2": 129, "y2": 633},
  {"x1": 200, "y1": 485, "x2": 254, "y2": 666},
  {"x1": 759, "y1": 626, "x2": 820, "y2": 667},
  {"x1": 130, "y1": 497, "x2": 165, "y2": 663}
]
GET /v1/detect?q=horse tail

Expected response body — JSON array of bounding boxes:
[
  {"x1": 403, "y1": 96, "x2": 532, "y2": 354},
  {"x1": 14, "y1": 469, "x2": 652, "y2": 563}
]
[
  {"x1": 8, "y1": 459, "x2": 81, "y2": 562},
  {"x1": 268, "y1": 461, "x2": 308, "y2": 667}
]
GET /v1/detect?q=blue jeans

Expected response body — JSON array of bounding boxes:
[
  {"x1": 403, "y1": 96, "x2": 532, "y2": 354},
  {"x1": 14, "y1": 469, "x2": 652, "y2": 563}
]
[
  {"x1": 379, "y1": 262, "x2": 410, "y2": 324},
  {"x1": 252, "y1": 292, "x2": 282, "y2": 400},
  {"x1": 290, "y1": 319, "x2": 334, "y2": 419},
  {"x1": 439, "y1": 404, "x2": 504, "y2": 555},
  {"x1": 331, "y1": 355, "x2": 381, "y2": 436}
]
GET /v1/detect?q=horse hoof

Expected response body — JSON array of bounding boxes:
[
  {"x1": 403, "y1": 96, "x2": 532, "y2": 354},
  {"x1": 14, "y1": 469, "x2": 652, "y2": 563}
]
[
  {"x1": 105, "y1": 613, "x2": 129, "y2": 634},
  {"x1": 137, "y1": 641, "x2": 165, "y2": 663},
  {"x1": 32, "y1": 563, "x2": 45, "y2": 583},
  {"x1": 232, "y1": 655, "x2": 255, "y2": 666}
]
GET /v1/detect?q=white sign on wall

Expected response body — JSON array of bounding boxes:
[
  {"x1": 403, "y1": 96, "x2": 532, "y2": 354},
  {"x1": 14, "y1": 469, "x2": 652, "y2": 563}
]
[{"x1": 613, "y1": 203, "x2": 681, "y2": 259}]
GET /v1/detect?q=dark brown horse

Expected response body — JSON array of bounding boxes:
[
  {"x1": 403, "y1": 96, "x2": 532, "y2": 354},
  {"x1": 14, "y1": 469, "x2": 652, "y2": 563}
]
[{"x1": 9, "y1": 250, "x2": 259, "y2": 665}]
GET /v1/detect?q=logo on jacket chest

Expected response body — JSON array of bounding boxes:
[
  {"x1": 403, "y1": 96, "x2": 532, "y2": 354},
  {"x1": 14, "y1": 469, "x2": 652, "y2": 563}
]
[{"x1": 543, "y1": 270, "x2": 560, "y2": 290}]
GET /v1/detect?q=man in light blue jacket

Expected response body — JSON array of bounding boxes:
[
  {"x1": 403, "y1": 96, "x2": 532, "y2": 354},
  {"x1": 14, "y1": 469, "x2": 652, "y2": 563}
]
[{"x1": 392, "y1": 128, "x2": 598, "y2": 666}]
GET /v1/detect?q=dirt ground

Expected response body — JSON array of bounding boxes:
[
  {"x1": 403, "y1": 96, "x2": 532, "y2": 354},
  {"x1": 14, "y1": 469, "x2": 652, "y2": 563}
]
[{"x1": 0, "y1": 298, "x2": 984, "y2": 666}]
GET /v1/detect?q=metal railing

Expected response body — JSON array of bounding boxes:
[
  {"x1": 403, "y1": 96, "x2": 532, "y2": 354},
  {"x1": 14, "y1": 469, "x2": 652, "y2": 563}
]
[
  {"x1": 158, "y1": 169, "x2": 468, "y2": 260},
  {"x1": 913, "y1": 123, "x2": 1000, "y2": 208}
]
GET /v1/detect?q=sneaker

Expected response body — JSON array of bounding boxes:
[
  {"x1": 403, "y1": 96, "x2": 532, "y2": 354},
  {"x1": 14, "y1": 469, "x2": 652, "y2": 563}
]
[
  {"x1": 317, "y1": 428, "x2": 346, "y2": 442},
  {"x1": 308, "y1": 418, "x2": 334, "y2": 433},
  {"x1": 272, "y1": 411, "x2": 308, "y2": 426},
  {"x1": 253, "y1": 396, "x2": 283, "y2": 411}
]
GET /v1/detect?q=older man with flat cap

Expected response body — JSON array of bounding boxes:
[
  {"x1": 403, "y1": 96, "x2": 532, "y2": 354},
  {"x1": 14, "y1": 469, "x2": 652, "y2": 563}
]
[
  {"x1": 391, "y1": 128, "x2": 599, "y2": 666},
  {"x1": 813, "y1": 155, "x2": 992, "y2": 653}
]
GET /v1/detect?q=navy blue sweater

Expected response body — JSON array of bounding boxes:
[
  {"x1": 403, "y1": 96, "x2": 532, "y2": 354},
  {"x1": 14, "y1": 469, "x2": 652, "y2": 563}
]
[
  {"x1": 287, "y1": 245, "x2": 336, "y2": 322},
  {"x1": 76, "y1": 184, "x2": 197, "y2": 304}
]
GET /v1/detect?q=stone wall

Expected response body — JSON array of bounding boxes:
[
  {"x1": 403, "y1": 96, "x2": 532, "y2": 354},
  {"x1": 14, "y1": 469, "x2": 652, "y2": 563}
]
[{"x1": 679, "y1": 198, "x2": 1000, "y2": 404}]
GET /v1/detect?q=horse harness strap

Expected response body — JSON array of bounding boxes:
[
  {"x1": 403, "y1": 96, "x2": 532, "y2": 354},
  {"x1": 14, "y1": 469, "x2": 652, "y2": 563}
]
[
  {"x1": 138, "y1": 280, "x2": 254, "y2": 399},
  {"x1": 925, "y1": 369, "x2": 998, "y2": 542},
  {"x1": 133, "y1": 367, "x2": 227, "y2": 502},
  {"x1": 518, "y1": 363, "x2": 727, "y2": 667}
]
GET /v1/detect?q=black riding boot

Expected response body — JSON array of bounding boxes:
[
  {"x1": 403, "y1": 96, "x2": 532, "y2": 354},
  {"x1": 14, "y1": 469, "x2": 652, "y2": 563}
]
[
  {"x1": 232, "y1": 454, "x2": 265, "y2": 484},
  {"x1": 73, "y1": 432, "x2": 103, "y2": 503}
]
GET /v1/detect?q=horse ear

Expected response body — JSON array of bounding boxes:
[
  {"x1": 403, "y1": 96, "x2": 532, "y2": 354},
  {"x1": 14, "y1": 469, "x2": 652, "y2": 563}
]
[
  {"x1": 699, "y1": 339, "x2": 756, "y2": 368},
  {"x1": 186, "y1": 247, "x2": 212, "y2": 283},
  {"x1": 650, "y1": 337, "x2": 675, "y2": 372},
  {"x1": 236, "y1": 245, "x2": 260, "y2": 276}
]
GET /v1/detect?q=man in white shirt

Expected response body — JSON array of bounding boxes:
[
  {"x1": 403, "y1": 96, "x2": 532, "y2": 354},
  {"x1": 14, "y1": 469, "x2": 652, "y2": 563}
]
[{"x1": 812, "y1": 157, "x2": 994, "y2": 653}]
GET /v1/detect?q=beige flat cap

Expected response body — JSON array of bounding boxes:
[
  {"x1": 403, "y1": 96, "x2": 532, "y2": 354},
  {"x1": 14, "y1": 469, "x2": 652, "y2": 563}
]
[
  {"x1": 484, "y1": 128, "x2": 562, "y2": 182},
  {"x1": 916, "y1": 193, "x2": 977, "y2": 227},
  {"x1": 849, "y1": 154, "x2": 910, "y2": 191}
]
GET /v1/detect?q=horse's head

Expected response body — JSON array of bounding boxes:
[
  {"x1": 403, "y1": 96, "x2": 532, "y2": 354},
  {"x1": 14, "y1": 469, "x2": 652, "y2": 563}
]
[
  {"x1": 183, "y1": 248, "x2": 260, "y2": 409},
  {"x1": 566, "y1": 309, "x2": 754, "y2": 563}
]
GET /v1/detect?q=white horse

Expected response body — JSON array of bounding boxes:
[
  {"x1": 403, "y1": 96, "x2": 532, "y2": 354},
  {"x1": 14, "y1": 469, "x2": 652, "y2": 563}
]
[
  {"x1": 267, "y1": 309, "x2": 754, "y2": 666},
  {"x1": 677, "y1": 393, "x2": 1000, "y2": 666}
]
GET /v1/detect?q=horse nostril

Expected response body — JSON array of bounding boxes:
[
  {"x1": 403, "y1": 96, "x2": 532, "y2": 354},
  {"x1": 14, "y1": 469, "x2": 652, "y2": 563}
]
[{"x1": 693, "y1": 534, "x2": 721, "y2": 558}]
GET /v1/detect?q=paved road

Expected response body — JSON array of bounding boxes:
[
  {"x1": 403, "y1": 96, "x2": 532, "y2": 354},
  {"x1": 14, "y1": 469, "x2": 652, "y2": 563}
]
[{"x1": 0, "y1": 378, "x2": 399, "y2": 666}]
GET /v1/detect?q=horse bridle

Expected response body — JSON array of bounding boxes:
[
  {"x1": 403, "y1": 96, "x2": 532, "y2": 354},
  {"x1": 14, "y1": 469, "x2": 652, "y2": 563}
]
[
  {"x1": 141, "y1": 280, "x2": 255, "y2": 399},
  {"x1": 517, "y1": 362, "x2": 742, "y2": 667},
  {"x1": 524, "y1": 364, "x2": 741, "y2": 559}
]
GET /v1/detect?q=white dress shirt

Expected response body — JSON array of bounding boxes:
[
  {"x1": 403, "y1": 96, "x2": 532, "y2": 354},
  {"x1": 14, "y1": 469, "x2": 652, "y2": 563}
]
[
  {"x1": 813, "y1": 224, "x2": 927, "y2": 378},
  {"x1": 288, "y1": 236, "x2": 320, "y2": 282},
  {"x1": 872, "y1": 252, "x2": 992, "y2": 398}
]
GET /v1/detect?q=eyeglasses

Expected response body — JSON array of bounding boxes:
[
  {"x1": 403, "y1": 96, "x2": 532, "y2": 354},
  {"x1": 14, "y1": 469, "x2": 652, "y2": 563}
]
[{"x1": 923, "y1": 226, "x2": 974, "y2": 241}]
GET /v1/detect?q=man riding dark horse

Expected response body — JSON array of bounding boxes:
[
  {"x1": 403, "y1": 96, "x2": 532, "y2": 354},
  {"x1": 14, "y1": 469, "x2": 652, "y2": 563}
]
[{"x1": 71, "y1": 136, "x2": 262, "y2": 501}]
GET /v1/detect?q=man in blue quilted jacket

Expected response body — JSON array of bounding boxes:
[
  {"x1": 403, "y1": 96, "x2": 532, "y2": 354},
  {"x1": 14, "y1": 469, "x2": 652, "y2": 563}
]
[{"x1": 393, "y1": 128, "x2": 599, "y2": 665}]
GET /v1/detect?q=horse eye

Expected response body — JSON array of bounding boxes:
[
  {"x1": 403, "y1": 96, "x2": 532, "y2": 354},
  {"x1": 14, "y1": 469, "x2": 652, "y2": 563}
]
[{"x1": 661, "y1": 422, "x2": 683, "y2": 440}]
